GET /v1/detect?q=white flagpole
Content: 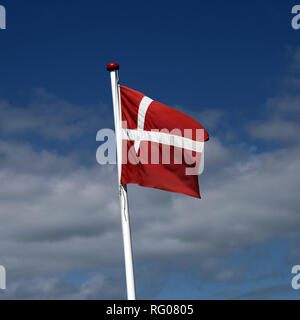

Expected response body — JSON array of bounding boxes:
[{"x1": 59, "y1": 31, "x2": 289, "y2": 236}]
[{"x1": 107, "y1": 63, "x2": 136, "y2": 300}]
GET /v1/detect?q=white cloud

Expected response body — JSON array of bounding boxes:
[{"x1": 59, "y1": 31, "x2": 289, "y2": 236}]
[
  {"x1": 196, "y1": 110, "x2": 224, "y2": 130},
  {"x1": 266, "y1": 95, "x2": 300, "y2": 115},
  {"x1": 0, "y1": 89, "x2": 111, "y2": 140},
  {"x1": 248, "y1": 117, "x2": 300, "y2": 142},
  {"x1": 1, "y1": 274, "x2": 125, "y2": 300},
  {"x1": 0, "y1": 133, "x2": 299, "y2": 298},
  {"x1": 248, "y1": 48, "x2": 300, "y2": 143}
]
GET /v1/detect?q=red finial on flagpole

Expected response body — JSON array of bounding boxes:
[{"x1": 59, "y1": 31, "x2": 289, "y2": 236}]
[{"x1": 107, "y1": 63, "x2": 119, "y2": 71}]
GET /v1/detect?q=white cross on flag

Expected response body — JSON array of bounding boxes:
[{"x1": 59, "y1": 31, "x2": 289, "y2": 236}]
[{"x1": 120, "y1": 85, "x2": 209, "y2": 198}]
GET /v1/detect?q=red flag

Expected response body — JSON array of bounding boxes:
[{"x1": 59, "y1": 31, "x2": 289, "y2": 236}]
[{"x1": 120, "y1": 85, "x2": 209, "y2": 198}]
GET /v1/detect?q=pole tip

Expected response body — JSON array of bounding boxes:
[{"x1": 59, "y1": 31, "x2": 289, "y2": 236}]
[{"x1": 107, "y1": 63, "x2": 119, "y2": 71}]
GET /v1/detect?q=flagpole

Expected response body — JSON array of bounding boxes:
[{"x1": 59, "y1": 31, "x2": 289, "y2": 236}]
[{"x1": 107, "y1": 63, "x2": 136, "y2": 300}]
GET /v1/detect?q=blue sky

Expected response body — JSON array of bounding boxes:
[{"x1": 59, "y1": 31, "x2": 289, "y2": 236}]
[{"x1": 0, "y1": 0, "x2": 300, "y2": 299}]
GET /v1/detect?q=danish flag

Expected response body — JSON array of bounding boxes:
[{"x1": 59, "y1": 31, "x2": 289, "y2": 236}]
[{"x1": 120, "y1": 85, "x2": 209, "y2": 198}]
